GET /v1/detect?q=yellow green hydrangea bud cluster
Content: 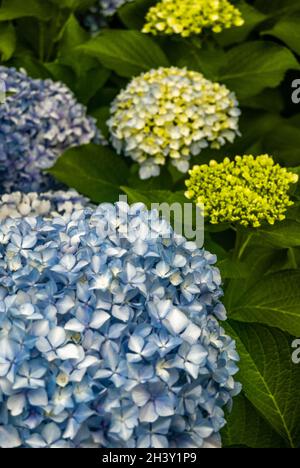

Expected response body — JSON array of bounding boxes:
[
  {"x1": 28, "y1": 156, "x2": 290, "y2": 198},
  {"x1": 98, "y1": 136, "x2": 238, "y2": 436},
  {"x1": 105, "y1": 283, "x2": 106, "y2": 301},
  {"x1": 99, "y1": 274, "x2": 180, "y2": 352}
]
[
  {"x1": 108, "y1": 67, "x2": 240, "y2": 179},
  {"x1": 142, "y1": 0, "x2": 244, "y2": 37},
  {"x1": 185, "y1": 155, "x2": 299, "y2": 228}
]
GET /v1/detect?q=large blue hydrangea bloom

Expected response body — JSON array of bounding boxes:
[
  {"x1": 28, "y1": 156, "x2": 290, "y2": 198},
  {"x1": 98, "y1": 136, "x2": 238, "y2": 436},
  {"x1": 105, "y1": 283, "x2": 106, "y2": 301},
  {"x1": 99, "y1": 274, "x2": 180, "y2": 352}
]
[
  {"x1": 0, "y1": 67, "x2": 102, "y2": 194},
  {"x1": 0, "y1": 202, "x2": 240, "y2": 448}
]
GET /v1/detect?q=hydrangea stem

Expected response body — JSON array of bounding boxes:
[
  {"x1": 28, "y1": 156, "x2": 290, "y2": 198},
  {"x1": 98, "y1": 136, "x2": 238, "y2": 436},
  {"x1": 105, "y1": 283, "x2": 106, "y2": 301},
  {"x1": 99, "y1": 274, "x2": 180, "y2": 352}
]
[{"x1": 234, "y1": 227, "x2": 255, "y2": 261}]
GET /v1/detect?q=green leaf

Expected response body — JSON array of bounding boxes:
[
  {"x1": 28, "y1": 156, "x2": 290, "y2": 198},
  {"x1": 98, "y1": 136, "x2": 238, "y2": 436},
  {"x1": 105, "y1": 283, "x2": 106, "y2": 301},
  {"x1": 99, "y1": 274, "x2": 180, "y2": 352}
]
[
  {"x1": 127, "y1": 166, "x2": 173, "y2": 191},
  {"x1": 220, "y1": 41, "x2": 300, "y2": 99},
  {"x1": 58, "y1": 14, "x2": 90, "y2": 58},
  {"x1": 255, "y1": 0, "x2": 300, "y2": 15},
  {"x1": 49, "y1": 0, "x2": 95, "y2": 9},
  {"x1": 262, "y1": 13, "x2": 300, "y2": 55},
  {"x1": 217, "y1": 257, "x2": 249, "y2": 279},
  {"x1": 217, "y1": 1, "x2": 268, "y2": 46},
  {"x1": 78, "y1": 30, "x2": 169, "y2": 77},
  {"x1": 49, "y1": 144, "x2": 129, "y2": 203},
  {"x1": 44, "y1": 63, "x2": 76, "y2": 90},
  {"x1": 222, "y1": 394, "x2": 287, "y2": 448},
  {"x1": 257, "y1": 220, "x2": 300, "y2": 249},
  {"x1": 241, "y1": 88, "x2": 284, "y2": 113},
  {"x1": 0, "y1": 22, "x2": 16, "y2": 61},
  {"x1": 54, "y1": 16, "x2": 110, "y2": 102},
  {"x1": 204, "y1": 234, "x2": 228, "y2": 261},
  {"x1": 0, "y1": 0, "x2": 54, "y2": 21},
  {"x1": 171, "y1": 43, "x2": 226, "y2": 81},
  {"x1": 228, "y1": 270, "x2": 300, "y2": 336},
  {"x1": 224, "y1": 321, "x2": 300, "y2": 447},
  {"x1": 90, "y1": 106, "x2": 110, "y2": 139},
  {"x1": 121, "y1": 186, "x2": 187, "y2": 207},
  {"x1": 262, "y1": 123, "x2": 300, "y2": 166},
  {"x1": 9, "y1": 55, "x2": 52, "y2": 79},
  {"x1": 118, "y1": 0, "x2": 157, "y2": 30}
]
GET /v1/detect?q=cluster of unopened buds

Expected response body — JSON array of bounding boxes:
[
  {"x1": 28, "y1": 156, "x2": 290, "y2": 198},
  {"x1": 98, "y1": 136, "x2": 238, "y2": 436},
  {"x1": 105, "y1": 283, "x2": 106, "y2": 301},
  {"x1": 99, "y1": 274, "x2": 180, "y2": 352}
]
[{"x1": 185, "y1": 155, "x2": 299, "y2": 227}]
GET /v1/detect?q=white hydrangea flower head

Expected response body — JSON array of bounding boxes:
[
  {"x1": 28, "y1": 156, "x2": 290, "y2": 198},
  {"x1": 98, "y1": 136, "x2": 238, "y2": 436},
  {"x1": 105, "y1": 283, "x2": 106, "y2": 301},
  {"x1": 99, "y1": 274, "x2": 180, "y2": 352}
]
[
  {"x1": 0, "y1": 190, "x2": 91, "y2": 221},
  {"x1": 108, "y1": 67, "x2": 241, "y2": 179}
]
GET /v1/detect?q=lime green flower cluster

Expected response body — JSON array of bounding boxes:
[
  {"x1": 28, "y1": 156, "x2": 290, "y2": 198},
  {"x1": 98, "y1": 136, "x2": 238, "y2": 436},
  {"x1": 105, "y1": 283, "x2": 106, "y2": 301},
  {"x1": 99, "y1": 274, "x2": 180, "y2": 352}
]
[
  {"x1": 108, "y1": 67, "x2": 240, "y2": 179},
  {"x1": 185, "y1": 155, "x2": 299, "y2": 228},
  {"x1": 142, "y1": 0, "x2": 244, "y2": 37}
]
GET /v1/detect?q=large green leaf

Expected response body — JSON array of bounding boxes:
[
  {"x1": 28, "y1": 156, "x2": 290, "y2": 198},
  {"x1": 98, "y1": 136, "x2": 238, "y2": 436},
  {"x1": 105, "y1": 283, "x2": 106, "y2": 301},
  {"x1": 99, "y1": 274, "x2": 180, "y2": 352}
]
[
  {"x1": 0, "y1": 0, "x2": 54, "y2": 20},
  {"x1": 217, "y1": 257, "x2": 249, "y2": 280},
  {"x1": 171, "y1": 43, "x2": 226, "y2": 81},
  {"x1": 121, "y1": 186, "x2": 187, "y2": 207},
  {"x1": 256, "y1": 220, "x2": 300, "y2": 249},
  {"x1": 0, "y1": 22, "x2": 16, "y2": 61},
  {"x1": 55, "y1": 15, "x2": 110, "y2": 102},
  {"x1": 78, "y1": 30, "x2": 169, "y2": 77},
  {"x1": 50, "y1": 0, "x2": 95, "y2": 9},
  {"x1": 49, "y1": 144, "x2": 129, "y2": 203},
  {"x1": 222, "y1": 394, "x2": 287, "y2": 448},
  {"x1": 225, "y1": 321, "x2": 300, "y2": 447},
  {"x1": 255, "y1": 0, "x2": 300, "y2": 15},
  {"x1": 262, "y1": 13, "x2": 300, "y2": 55},
  {"x1": 118, "y1": 0, "x2": 156, "y2": 30},
  {"x1": 262, "y1": 123, "x2": 300, "y2": 166},
  {"x1": 217, "y1": 1, "x2": 267, "y2": 46},
  {"x1": 228, "y1": 270, "x2": 300, "y2": 336},
  {"x1": 57, "y1": 14, "x2": 91, "y2": 75},
  {"x1": 241, "y1": 88, "x2": 284, "y2": 113},
  {"x1": 220, "y1": 41, "x2": 300, "y2": 99}
]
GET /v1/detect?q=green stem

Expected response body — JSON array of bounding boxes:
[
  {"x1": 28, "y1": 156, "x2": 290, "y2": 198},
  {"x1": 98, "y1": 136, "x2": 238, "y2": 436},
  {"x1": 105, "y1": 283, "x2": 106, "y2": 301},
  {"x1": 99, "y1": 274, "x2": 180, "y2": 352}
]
[
  {"x1": 189, "y1": 36, "x2": 203, "y2": 50},
  {"x1": 44, "y1": 10, "x2": 71, "y2": 62},
  {"x1": 234, "y1": 227, "x2": 254, "y2": 261},
  {"x1": 288, "y1": 248, "x2": 298, "y2": 269}
]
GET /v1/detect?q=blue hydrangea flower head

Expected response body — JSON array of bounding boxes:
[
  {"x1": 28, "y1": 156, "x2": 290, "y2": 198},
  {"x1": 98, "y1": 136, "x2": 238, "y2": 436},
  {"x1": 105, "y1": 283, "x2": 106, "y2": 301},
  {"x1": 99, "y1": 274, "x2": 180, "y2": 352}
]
[
  {"x1": 0, "y1": 202, "x2": 240, "y2": 448},
  {"x1": 83, "y1": 1, "x2": 133, "y2": 32},
  {"x1": 0, "y1": 67, "x2": 103, "y2": 194}
]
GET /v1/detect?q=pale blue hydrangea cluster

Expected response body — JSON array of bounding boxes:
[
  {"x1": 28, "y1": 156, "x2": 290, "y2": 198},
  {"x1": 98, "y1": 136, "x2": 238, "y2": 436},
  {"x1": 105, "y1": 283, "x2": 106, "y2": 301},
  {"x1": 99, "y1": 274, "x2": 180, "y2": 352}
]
[
  {"x1": 0, "y1": 67, "x2": 102, "y2": 194},
  {"x1": 83, "y1": 0, "x2": 133, "y2": 32},
  {"x1": 0, "y1": 202, "x2": 240, "y2": 448},
  {"x1": 0, "y1": 190, "x2": 90, "y2": 220}
]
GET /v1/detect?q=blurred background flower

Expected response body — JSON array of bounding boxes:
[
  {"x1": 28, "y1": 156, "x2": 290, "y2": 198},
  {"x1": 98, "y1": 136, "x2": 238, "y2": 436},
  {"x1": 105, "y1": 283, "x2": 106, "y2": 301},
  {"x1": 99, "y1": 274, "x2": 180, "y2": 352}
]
[
  {"x1": 0, "y1": 67, "x2": 103, "y2": 194},
  {"x1": 143, "y1": 0, "x2": 244, "y2": 37},
  {"x1": 83, "y1": 0, "x2": 133, "y2": 32}
]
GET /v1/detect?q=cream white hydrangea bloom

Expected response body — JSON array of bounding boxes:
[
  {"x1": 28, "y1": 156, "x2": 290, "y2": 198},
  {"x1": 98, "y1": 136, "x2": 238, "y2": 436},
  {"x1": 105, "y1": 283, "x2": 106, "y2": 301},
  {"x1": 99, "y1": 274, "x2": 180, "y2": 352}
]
[
  {"x1": 0, "y1": 190, "x2": 90, "y2": 220},
  {"x1": 108, "y1": 67, "x2": 241, "y2": 179}
]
